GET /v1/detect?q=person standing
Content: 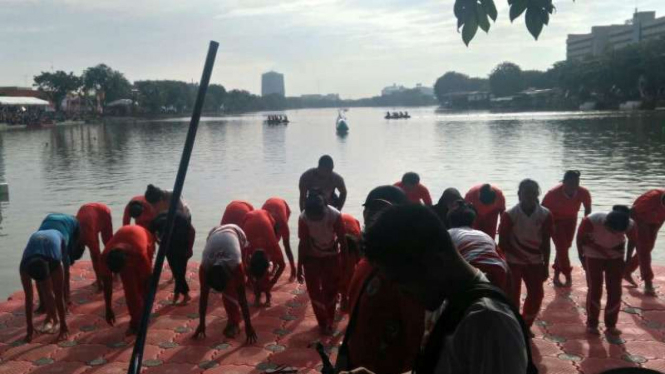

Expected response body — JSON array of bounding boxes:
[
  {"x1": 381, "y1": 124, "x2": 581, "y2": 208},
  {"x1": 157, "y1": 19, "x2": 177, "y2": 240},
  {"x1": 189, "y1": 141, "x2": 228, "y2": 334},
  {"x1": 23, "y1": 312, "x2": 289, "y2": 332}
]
[
  {"x1": 101, "y1": 225, "x2": 155, "y2": 336},
  {"x1": 339, "y1": 213, "x2": 362, "y2": 311},
  {"x1": 498, "y1": 179, "x2": 553, "y2": 334},
  {"x1": 123, "y1": 195, "x2": 157, "y2": 229},
  {"x1": 625, "y1": 188, "x2": 665, "y2": 296},
  {"x1": 297, "y1": 193, "x2": 347, "y2": 334},
  {"x1": 221, "y1": 200, "x2": 254, "y2": 227},
  {"x1": 299, "y1": 155, "x2": 347, "y2": 211},
  {"x1": 432, "y1": 188, "x2": 463, "y2": 228},
  {"x1": 144, "y1": 184, "x2": 191, "y2": 219},
  {"x1": 577, "y1": 206, "x2": 636, "y2": 336},
  {"x1": 76, "y1": 203, "x2": 113, "y2": 291},
  {"x1": 464, "y1": 183, "x2": 506, "y2": 239},
  {"x1": 394, "y1": 172, "x2": 432, "y2": 205},
  {"x1": 193, "y1": 224, "x2": 257, "y2": 343},
  {"x1": 542, "y1": 170, "x2": 592, "y2": 288},
  {"x1": 262, "y1": 197, "x2": 296, "y2": 281}
]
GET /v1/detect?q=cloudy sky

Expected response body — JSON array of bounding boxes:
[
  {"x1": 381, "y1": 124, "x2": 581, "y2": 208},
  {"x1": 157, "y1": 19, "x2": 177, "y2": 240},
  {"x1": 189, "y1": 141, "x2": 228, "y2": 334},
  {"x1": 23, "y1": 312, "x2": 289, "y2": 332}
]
[{"x1": 1, "y1": 0, "x2": 664, "y2": 98}]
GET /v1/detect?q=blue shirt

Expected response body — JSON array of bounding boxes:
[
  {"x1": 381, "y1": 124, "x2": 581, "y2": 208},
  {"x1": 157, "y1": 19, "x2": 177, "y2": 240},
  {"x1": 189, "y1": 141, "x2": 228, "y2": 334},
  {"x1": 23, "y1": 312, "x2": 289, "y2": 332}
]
[
  {"x1": 39, "y1": 213, "x2": 80, "y2": 265},
  {"x1": 20, "y1": 230, "x2": 65, "y2": 272}
]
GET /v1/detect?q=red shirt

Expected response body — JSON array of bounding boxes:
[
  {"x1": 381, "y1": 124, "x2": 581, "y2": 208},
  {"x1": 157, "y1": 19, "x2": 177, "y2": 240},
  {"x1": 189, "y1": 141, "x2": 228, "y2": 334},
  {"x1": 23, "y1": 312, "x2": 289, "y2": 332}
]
[
  {"x1": 100, "y1": 226, "x2": 155, "y2": 278},
  {"x1": 542, "y1": 184, "x2": 592, "y2": 221},
  {"x1": 262, "y1": 197, "x2": 291, "y2": 242},
  {"x1": 122, "y1": 196, "x2": 157, "y2": 229},
  {"x1": 632, "y1": 189, "x2": 665, "y2": 225},
  {"x1": 464, "y1": 184, "x2": 506, "y2": 237},
  {"x1": 242, "y1": 210, "x2": 284, "y2": 265},
  {"x1": 221, "y1": 200, "x2": 254, "y2": 226},
  {"x1": 342, "y1": 214, "x2": 361, "y2": 239},
  {"x1": 394, "y1": 182, "x2": 432, "y2": 205},
  {"x1": 77, "y1": 203, "x2": 114, "y2": 245}
]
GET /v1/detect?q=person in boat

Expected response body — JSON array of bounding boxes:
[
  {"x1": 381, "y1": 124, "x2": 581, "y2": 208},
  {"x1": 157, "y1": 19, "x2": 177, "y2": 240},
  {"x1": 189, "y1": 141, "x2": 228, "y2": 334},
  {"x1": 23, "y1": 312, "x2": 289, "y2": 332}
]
[
  {"x1": 577, "y1": 205, "x2": 636, "y2": 336},
  {"x1": 144, "y1": 184, "x2": 191, "y2": 220},
  {"x1": 20, "y1": 230, "x2": 69, "y2": 342},
  {"x1": 432, "y1": 188, "x2": 463, "y2": 228},
  {"x1": 150, "y1": 212, "x2": 196, "y2": 305},
  {"x1": 394, "y1": 172, "x2": 432, "y2": 205},
  {"x1": 193, "y1": 224, "x2": 257, "y2": 343},
  {"x1": 542, "y1": 170, "x2": 592, "y2": 288},
  {"x1": 358, "y1": 204, "x2": 531, "y2": 374},
  {"x1": 385, "y1": 111, "x2": 391, "y2": 118},
  {"x1": 76, "y1": 203, "x2": 114, "y2": 292},
  {"x1": 221, "y1": 200, "x2": 254, "y2": 226},
  {"x1": 624, "y1": 188, "x2": 665, "y2": 296},
  {"x1": 299, "y1": 155, "x2": 347, "y2": 211},
  {"x1": 101, "y1": 225, "x2": 155, "y2": 336},
  {"x1": 464, "y1": 183, "x2": 506, "y2": 239},
  {"x1": 297, "y1": 192, "x2": 347, "y2": 334},
  {"x1": 38, "y1": 213, "x2": 80, "y2": 307},
  {"x1": 283, "y1": 115, "x2": 289, "y2": 122},
  {"x1": 122, "y1": 196, "x2": 157, "y2": 229},
  {"x1": 337, "y1": 186, "x2": 424, "y2": 374},
  {"x1": 498, "y1": 179, "x2": 553, "y2": 335},
  {"x1": 242, "y1": 209, "x2": 285, "y2": 306},
  {"x1": 262, "y1": 197, "x2": 296, "y2": 281},
  {"x1": 338, "y1": 212, "x2": 361, "y2": 312}
]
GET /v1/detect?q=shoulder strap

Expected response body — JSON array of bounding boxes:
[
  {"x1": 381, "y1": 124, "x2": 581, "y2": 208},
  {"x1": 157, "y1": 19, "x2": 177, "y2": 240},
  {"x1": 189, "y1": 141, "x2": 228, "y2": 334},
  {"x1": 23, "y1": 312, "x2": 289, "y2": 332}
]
[{"x1": 415, "y1": 282, "x2": 538, "y2": 374}]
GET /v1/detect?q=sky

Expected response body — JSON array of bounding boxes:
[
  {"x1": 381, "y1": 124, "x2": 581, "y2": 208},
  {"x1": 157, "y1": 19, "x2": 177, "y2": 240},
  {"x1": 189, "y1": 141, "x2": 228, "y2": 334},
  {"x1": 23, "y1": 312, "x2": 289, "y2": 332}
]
[{"x1": 1, "y1": 0, "x2": 665, "y2": 99}]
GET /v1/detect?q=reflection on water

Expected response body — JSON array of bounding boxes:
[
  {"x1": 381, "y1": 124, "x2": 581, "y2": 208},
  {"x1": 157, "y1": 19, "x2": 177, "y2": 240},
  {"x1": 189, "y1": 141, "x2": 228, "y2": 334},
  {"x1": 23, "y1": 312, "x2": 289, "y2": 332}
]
[{"x1": 0, "y1": 108, "x2": 664, "y2": 297}]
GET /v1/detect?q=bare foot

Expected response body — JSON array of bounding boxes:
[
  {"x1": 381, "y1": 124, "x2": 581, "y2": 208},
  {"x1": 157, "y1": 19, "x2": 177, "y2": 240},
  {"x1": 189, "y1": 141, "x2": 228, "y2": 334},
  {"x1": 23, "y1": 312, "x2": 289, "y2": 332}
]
[
  {"x1": 605, "y1": 327, "x2": 622, "y2": 336},
  {"x1": 563, "y1": 274, "x2": 572, "y2": 288},
  {"x1": 39, "y1": 321, "x2": 56, "y2": 334},
  {"x1": 289, "y1": 272, "x2": 297, "y2": 283},
  {"x1": 223, "y1": 324, "x2": 240, "y2": 338},
  {"x1": 623, "y1": 273, "x2": 638, "y2": 287},
  {"x1": 265, "y1": 293, "x2": 271, "y2": 308},
  {"x1": 181, "y1": 293, "x2": 191, "y2": 305},
  {"x1": 172, "y1": 293, "x2": 181, "y2": 305},
  {"x1": 645, "y1": 285, "x2": 657, "y2": 297},
  {"x1": 586, "y1": 326, "x2": 601, "y2": 336}
]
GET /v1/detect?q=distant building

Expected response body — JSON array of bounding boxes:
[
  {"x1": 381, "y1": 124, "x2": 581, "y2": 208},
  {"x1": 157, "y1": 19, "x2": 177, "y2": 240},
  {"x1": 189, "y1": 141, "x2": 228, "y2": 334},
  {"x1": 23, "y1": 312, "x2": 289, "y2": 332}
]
[
  {"x1": 414, "y1": 83, "x2": 435, "y2": 97},
  {"x1": 0, "y1": 86, "x2": 45, "y2": 99},
  {"x1": 381, "y1": 84, "x2": 406, "y2": 96},
  {"x1": 382, "y1": 83, "x2": 435, "y2": 97},
  {"x1": 300, "y1": 93, "x2": 340, "y2": 101},
  {"x1": 567, "y1": 11, "x2": 665, "y2": 60},
  {"x1": 261, "y1": 71, "x2": 285, "y2": 97}
]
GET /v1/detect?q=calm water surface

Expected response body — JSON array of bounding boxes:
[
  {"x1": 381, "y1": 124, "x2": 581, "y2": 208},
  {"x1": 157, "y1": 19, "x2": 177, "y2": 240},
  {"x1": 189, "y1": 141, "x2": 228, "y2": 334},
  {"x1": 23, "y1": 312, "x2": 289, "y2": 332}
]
[{"x1": 1, "y1": 107, "x2": 664, "y2": 298}]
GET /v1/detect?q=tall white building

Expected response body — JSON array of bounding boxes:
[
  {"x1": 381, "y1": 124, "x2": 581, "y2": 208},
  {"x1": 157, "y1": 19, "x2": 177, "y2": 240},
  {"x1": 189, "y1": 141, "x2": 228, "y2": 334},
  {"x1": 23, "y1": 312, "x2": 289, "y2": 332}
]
[
  {"x1": 567, "y1": 11, "x2": 665, "y2": 60},
  {"x1": 261, "y1": 71, "x2": 285, "y2": 97}
]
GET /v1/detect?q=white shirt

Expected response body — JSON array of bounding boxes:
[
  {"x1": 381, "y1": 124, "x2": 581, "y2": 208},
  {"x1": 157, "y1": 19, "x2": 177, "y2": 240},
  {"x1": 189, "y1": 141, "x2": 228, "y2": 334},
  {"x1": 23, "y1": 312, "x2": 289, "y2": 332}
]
[
  {"x1": 582, "y1": 212, "x2": 635, "y2": 260},
  {"x1": 504, "y1": 204, "x2": 552, "y2": 265},
  {"x1": 300, "y1": 205, "x2": 341, "y2": 257},
  {"x1": 202, "y1": 224, "x2": 247, "y2": 271}
]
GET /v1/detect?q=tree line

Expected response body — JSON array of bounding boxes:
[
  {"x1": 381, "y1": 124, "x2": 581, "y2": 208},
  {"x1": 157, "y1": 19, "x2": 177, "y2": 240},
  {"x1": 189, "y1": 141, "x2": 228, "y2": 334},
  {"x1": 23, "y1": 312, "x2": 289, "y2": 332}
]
[{"x1": 434, "y1": 36, "x2": 665, "y2": 106}]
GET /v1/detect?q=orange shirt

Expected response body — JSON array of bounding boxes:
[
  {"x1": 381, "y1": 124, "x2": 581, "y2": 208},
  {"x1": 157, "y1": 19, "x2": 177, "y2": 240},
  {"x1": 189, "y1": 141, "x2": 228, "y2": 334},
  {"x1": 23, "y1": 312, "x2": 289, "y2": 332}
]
[
  {"x1": 100, "y1": 226, "x2": 155, "y2": 278},
  {"x1": 394, "y1": 182, "x2": 432, "y2": 205},
  {"x1": 342, "y1": 214, "x2": 361, "y2": 239},
  {"x1": 464, "y1": 184, "x2": 506, "y2": 238},
  {"x1": 262, "y1": 197, "x2": 291, "y2": 242},
  {"x1": 122, "y1": 196, "x2": 157, "y2": 229},
  {"x1": 632, "y1": 189, "x2": 665, "y2": 225},
  {"x1": 221, "y1": 200, "x2": 254, "y2": 226},
  {"x1": 242, "y1": 210, "x2": 284, "y2": 265},
  {"x1": 77, "y1": 203, "x2": 113, "y2": 245},
  {"x1": 542, "y1": 184, "x2": 592, "y2": 221}
]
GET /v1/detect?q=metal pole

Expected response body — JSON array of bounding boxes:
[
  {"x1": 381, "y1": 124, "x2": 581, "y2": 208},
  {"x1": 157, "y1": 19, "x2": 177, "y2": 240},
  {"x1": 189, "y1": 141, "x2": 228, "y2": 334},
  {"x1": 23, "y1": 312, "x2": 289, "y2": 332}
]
[{"x1": 127, "y1": 40, "x2": 219, "y2": 374}]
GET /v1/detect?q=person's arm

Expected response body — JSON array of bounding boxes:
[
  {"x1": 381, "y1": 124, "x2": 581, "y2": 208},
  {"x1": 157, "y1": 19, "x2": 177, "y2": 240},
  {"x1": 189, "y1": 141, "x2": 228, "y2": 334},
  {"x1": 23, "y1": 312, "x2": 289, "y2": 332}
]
[
  {"x1": 337, "y1": 176, "x2": 347, "y2": 210},
  {"x1": 237, "y1": 281, "x2": 257, "y2": 344},
  {"x1": 62, "y1": 239, "x2": 71, "y2": 305},
  {"x1": 102, "y1": 274, "x2": 115, "y2": 326},
  {"x1": 50, "y1": 264, "x2": 69, "y2": 341},
  {"x1": 122, "y1": 203, "x2": 131, "y2": 226},
  {"x1": 497, "y1": 212, "x2": 513, "y2": 254},
  {"x1": 576, "y1": 218, "x2": 593, "y2": 270},
  {"x1": 193, "y1": 266, "x2": 209, "y2": 339},
  {"x1": 583, "y1": 189, "x2": 592, "y2": 216},
  {"x1": 334, "y1": 215, "x2": 348, "y2": 255},
  {"x1": 299, "y1": 175, "x2": 308, "y2": 212},
  {"x1": 20, "y1": 271, "x2": 35, "y2": 342},
  {"x1": 297, "y1": 217, "x2": 309, "y2": 284},
  {"x1": 283, "y1": 233, "x2": 295, "y2": 279},
  {"x1": 421, "y1": 185, "x2": 433, "y2": 206},
  {"x1": 187, "y1": 226, "x2": 196, "y2": 259},
  {"x1": 625, "y1": 224, "x2": 638, "y2": 264},
  {"x1": 102, "y1": 212, "x2": 114, "y2": 245},
  {"x1": 269, "y1": 243, "x2": 286, "y2": 285},
  {"x1": 541, "y1": 213, "x2": 553, "y2": 280}
]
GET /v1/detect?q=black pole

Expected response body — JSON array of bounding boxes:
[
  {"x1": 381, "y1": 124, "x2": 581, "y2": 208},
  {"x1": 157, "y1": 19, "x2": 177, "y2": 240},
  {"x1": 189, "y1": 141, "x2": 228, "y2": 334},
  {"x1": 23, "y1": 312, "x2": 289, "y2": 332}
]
[{"x1": 127, "y1": 40, "x2": 219, "y2": 374}]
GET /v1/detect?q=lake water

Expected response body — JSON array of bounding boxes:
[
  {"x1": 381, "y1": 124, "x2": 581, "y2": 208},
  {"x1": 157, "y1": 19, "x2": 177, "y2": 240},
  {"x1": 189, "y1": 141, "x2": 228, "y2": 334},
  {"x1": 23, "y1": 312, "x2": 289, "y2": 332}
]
[{"x1": 1, "y1": 107, "x2": 664, "y2": 298}]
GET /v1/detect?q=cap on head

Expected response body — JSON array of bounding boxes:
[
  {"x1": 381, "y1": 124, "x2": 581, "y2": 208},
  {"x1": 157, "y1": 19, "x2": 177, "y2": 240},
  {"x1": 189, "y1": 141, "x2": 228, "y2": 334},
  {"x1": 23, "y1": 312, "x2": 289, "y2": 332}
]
[
  {"x1": 25, "y1": 257, "x2": 50, "y2": 282},
  {"x1": 128, "y1": 201, "x2": 144, "y2": 218},
  {"x1": 249, "y1": 251, "x2": 270, "y2": 279},
  {"x1": 107, "y1": 249, "x2": 127, "y2": 273},
  {"x1": 401, "y1": 172, "x2": 420, "y2": 186},
  {"x1": 478, "y1": 184, "x2": 497, "y2": 205},
  {"x1": 606, "y1": 205, "x2": 631, "y2": 232},
  {"x1": 318, "y1": 155, "x2": 334, "y2": 170},
  {"x1": 144, "y1": 184, "x2": 163, "y2": 204}
]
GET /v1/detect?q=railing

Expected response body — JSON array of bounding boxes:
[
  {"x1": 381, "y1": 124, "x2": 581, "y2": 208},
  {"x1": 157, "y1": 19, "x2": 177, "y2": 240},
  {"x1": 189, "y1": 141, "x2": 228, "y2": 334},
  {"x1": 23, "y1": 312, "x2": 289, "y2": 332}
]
[{"x1": 126, "y1": 41, "x2": 219, "y2": 374}]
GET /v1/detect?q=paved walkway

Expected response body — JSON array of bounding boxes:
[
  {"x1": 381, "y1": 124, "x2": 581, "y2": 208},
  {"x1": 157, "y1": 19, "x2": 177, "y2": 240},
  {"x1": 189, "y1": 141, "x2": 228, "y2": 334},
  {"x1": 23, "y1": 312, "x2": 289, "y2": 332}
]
[{"x1": 1, "y1": 261, "x2": 665, "y2": 374}]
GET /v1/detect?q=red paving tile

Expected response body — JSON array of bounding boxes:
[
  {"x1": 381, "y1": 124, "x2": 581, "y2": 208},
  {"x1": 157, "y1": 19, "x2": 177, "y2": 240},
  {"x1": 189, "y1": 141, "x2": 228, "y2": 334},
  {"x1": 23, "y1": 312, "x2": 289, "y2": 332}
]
[{"x1": 4, "y1": 261, "x2": 665, "y2": 374}]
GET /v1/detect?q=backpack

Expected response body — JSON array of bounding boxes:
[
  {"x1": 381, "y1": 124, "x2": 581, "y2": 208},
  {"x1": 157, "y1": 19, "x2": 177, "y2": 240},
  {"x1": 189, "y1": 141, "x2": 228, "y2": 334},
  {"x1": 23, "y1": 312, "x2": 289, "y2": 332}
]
[{"x1": 414, "y1": 282, "x2": 538, "y2": 374}]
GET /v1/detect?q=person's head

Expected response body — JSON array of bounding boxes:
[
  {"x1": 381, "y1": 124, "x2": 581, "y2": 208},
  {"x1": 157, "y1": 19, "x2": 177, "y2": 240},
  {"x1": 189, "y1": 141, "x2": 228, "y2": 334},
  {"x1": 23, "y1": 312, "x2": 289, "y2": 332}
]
[
  {"x1": 447, "y1": 201, "x2": 477, "y2": 228},
  {"x1": 478, "y1": 184, "x2": 497, "y2": 205},
  {"x1": 25, "y1": 257, "x2": 51, "y2": 282},
  {"x1": 437, "y1": 188, "x2": 463, "y2": 210},
  {"x1": 364, "y1": 204, "x2": 464, "y2": 310},
  {"x1": 206, "y1": 265, "x2": 229, "y2": 292},
  {"x1": 249, "y1": 250, "x2": 270, "y2": 279},
  {"x1": 128, "y1": 200, "x2": 144, "y2": 218},
  {"x1": 362, "y1": 185, "x2": 408, "y2": 227},
  {"x1": 144, "y1": 184, "x2": 164, "y2": 204},
  {"x1": 605, "y1": 205, "x2": 631, "y2": 233},
  {"x1": 305, "y1": 192, "x2": 326, "y2": 220},
  {"x1": 106, "y1": 249, "x2": 127, "y2": 273},
  {"x1": 518, "y1": 179, "x2": 540, "y2": 212},
  {"x1": 563, "y1": 170, "x2": 581, "y2": 195},
  {"x1": 317, "y1": 155, "x2": 334, "y2": 176},
  {"x1": 401, "y1": 172, "x2": 420, "y2": 188}
]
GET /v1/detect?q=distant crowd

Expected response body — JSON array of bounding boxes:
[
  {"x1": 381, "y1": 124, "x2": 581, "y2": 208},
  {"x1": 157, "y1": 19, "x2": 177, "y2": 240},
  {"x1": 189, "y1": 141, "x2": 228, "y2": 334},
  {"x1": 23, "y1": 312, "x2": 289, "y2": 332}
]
[
  {"x1": 15, "y1": 154, "x2": 665, "y2": 374},
  {"x1": 0, "y1": 106, "x2": 49, "y2": 126}
]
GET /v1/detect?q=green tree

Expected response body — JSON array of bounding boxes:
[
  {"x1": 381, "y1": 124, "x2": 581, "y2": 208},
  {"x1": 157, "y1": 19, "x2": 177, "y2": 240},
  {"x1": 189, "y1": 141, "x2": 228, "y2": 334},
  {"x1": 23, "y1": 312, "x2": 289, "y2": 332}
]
[
  {"x1": 204, "y1": 84, "x2": 227, "y2": 112},
  {"x1": 33, "y1": 71, "x2": 81, "y2": 111},
  {"x1": 454, "y1": 0, "x2": 556, "y2": 45},
  {"x1": 434, "y1": 72, "x2": 489, "y2": 103},
  {"x1": 489, "y1": 62, "x2": 523, "y2": 97},
  {"x1": 82, "y1": 64, "x2": 132, "y2": 109}
]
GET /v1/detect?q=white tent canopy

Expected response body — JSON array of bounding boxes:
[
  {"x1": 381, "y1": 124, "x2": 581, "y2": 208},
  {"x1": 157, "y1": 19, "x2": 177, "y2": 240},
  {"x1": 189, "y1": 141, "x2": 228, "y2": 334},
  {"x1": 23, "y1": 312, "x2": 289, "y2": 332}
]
[{"x1": 0, "y1": 96, "x2": 50, "y2": 106}]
